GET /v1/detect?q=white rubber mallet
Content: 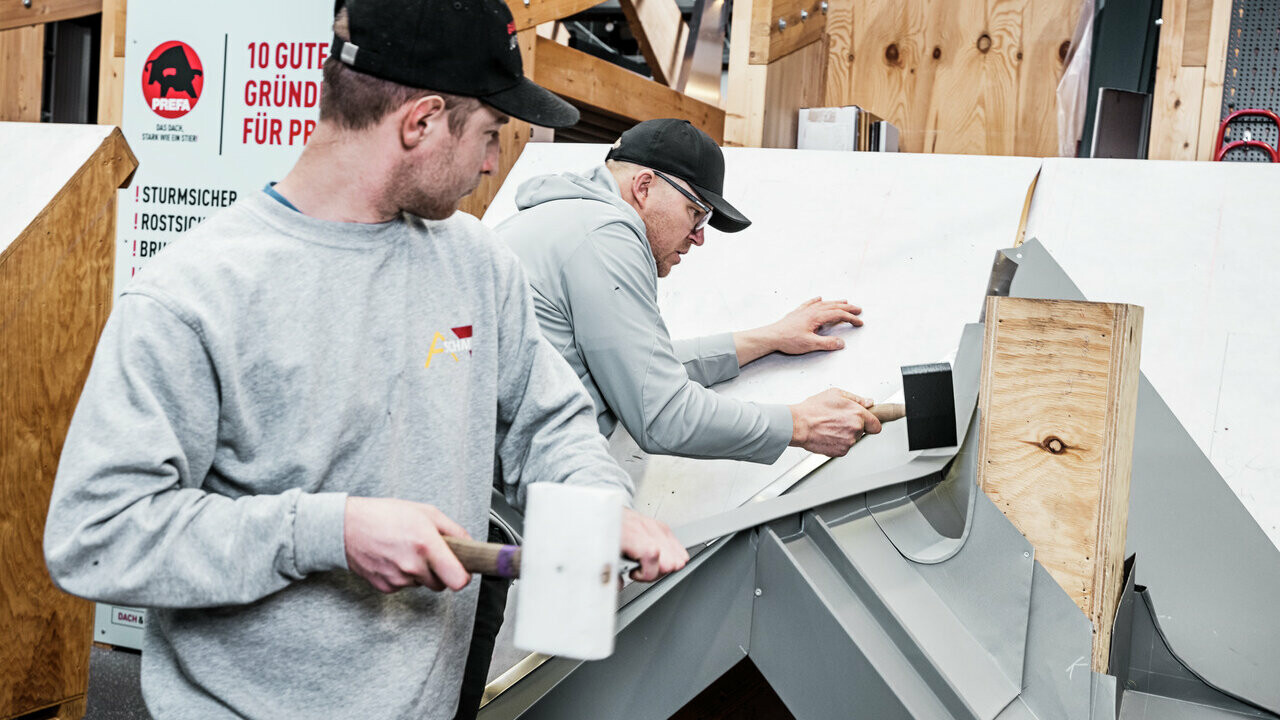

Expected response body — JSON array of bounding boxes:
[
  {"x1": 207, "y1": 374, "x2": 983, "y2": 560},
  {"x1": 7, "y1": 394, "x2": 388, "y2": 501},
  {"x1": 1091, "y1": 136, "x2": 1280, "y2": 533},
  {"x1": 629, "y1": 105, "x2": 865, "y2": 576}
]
[{"x1": 443, "y1": 482, "x2": 626, "y2": 661}]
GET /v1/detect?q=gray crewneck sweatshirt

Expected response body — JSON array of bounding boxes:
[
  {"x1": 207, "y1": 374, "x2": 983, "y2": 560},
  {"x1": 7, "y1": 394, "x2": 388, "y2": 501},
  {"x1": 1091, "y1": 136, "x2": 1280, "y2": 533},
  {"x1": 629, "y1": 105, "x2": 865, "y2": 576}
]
[{"x1": 44, "y1": 191, "x2": 632, "y2": 719}]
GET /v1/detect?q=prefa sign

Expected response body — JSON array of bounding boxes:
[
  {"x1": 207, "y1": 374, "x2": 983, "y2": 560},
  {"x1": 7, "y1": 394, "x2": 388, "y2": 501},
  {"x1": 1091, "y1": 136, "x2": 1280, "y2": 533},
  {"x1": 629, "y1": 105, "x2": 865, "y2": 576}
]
[{"x1": 115, "y1": 1, "x2": 332, "y2": 294}]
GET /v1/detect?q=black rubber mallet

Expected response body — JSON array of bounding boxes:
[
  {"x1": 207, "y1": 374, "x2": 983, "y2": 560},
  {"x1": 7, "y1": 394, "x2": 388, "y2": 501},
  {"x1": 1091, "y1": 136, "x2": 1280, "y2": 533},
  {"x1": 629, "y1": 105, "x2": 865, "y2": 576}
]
[{"x1": 866, "y1": 362, "x2": 958, "y2": 450}]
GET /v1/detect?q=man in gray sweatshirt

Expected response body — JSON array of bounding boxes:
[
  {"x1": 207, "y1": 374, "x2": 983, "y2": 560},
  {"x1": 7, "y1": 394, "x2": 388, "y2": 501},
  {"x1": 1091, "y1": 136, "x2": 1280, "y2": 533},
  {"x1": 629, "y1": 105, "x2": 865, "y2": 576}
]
[
  {"x1": 497, "y1": 119, "x2": 883, "y2": 465},
  {"x1": 43, "y1": 2, "x2": 686, "y2": 718}
]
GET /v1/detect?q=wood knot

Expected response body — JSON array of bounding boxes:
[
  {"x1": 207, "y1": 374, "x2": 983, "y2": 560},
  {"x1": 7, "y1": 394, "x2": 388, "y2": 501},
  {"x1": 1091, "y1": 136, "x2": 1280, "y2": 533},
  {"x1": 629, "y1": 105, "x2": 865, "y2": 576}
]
[
  {"x1": 1059, "y1": 40, "x2": 1071, "y2": 62},
  {"x1": 885, "y1": 43, "x2": 900, "y2": 64},
  {"x1": 1042, "y1": 436, "x2": 1068, "y2": 454},
  {"x1": 976, "y1": 34, "x2": 992, "y2": 53},
  {"x1": 1016, "y1": 50, "x2": 1024, "y2": 61},
  {"x1": 932, "y1": 46, "x2": 942, "y2": 60}
]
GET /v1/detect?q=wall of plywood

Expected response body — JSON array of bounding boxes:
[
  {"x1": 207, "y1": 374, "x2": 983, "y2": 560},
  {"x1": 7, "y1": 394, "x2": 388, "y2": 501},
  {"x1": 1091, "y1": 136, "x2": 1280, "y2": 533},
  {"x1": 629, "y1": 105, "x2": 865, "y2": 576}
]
[{"x1": 822, "y1": 0, "x2": 1081, "y2": 156}]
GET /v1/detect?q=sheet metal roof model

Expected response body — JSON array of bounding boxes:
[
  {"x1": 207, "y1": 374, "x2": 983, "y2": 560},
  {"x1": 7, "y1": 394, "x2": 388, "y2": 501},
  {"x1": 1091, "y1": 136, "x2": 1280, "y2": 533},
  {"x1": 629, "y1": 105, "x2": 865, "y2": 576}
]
[{"x1": 478, "y1": 240, "x2": 1279, "y2": 720}]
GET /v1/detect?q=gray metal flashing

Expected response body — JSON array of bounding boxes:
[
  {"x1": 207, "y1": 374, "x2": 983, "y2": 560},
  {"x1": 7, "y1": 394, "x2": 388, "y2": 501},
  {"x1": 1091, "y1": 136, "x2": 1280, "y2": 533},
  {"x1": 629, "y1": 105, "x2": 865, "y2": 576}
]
[
  {"x1": 812, "y1": 511, "x2": 1019, "y2": 719},
  {"x1": 1010, "y1": 239, "x2": 1280, "y2": 714},
  {"x1": 1018, "y1": 563, "x2": 1095, "y2": 720},
  {"x1": 478, "y1": 530, "x2": 758, "y2": 720},
  {"x1": 890, "y1": 487, "x2": 1037, "y2": 699},
  {"x1": 671, "y1": 322, "x2": 985, "y2": 551},
  {"x1": 751, "y1": 525, "x2": 952, "y2": 719},
  {"x1": 1092, "y1": 673, "x2": 1119, "y2": 720},
  {"x1": 1120, "y1": 692, "x2": 1272, "y2": 720}
]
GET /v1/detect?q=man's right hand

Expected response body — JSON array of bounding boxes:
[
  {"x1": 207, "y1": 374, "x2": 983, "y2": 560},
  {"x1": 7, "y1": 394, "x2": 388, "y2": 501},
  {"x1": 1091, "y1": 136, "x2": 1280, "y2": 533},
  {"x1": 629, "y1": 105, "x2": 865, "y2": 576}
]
[
  {"x1": 789, "y1": 388, "x2": 883, "y2": 457},
  {"x1": 344, "y1": 497, "x2": 472, "y2": 594},
  {"x1": 621, "y1": 508, "x2": 689, "y2": 582}
]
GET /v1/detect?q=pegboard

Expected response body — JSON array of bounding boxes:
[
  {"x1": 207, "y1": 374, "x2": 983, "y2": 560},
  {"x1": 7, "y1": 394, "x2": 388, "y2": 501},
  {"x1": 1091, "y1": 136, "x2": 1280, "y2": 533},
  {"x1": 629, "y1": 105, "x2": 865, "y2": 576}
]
[{"x1": 1219, "y1": 0, "x2": 1280, "y2": 161}]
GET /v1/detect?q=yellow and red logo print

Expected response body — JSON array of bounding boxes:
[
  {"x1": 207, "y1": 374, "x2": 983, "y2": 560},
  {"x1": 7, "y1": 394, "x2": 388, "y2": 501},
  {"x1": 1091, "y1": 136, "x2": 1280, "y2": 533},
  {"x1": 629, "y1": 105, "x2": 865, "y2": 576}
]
[{"x1": 425, "y1": 325, "x2": 473, "y2": 368}]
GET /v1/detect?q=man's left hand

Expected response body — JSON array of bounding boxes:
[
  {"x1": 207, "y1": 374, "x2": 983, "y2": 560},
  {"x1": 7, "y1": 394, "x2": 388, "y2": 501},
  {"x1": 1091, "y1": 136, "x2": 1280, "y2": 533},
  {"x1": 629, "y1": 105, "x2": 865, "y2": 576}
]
[
  {"x1": 736, "y1": 297, "x2": 863, "y2": 366},
  {"x1": 770, "y1": 297, "x2": 863, "y2": 355}
]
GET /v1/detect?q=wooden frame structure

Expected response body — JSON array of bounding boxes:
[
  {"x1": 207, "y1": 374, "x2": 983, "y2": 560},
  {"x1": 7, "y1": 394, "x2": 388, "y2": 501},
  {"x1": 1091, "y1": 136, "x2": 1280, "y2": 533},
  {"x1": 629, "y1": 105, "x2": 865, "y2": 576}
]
[{"x1": 1, "y1": 125, "x2": 137, "y2": 720}]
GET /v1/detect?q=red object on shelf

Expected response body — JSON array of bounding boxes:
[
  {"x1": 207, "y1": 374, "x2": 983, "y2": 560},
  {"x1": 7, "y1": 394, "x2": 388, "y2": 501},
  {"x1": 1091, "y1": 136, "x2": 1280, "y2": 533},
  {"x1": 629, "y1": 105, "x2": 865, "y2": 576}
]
[{"x1": 1213, "y1": 109, "x2": 1280, "y2": 162}]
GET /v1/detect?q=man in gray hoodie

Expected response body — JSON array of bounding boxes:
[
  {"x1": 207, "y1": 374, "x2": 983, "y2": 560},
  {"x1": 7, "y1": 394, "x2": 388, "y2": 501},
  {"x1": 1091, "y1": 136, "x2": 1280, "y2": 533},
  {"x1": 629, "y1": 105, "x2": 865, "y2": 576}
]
[
  {"x1": 43, "y1": 3, "x2": 686, "y2": 718},
  {"x1": 497, "y1": 119, "x2": 883, "y2": 465}
]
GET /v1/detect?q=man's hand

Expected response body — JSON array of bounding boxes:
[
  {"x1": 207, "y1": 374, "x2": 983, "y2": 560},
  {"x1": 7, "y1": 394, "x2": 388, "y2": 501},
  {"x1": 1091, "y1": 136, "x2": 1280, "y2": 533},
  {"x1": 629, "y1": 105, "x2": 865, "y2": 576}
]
[
  {"x1": 788, "y1": 388, "x2": 883, "y2": 457},
  {"x1": 344, "y1": 497, "x2": 472, "y2": 593},
  {"x1": 621, "y1": 508, "x2": 689, "y2": 582},
  {"x1": 735, "y1": 297, "x2": 863, "y2": 366}
]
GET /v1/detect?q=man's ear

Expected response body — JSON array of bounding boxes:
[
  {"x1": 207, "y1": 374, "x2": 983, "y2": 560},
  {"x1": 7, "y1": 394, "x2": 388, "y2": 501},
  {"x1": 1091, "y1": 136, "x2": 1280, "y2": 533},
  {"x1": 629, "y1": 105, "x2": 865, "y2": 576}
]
[
  {"x1": 399, "y1": 95, "x2": 448, "y2": 150},
  {"x1": 631, "y1": 170, "x2": 654, "y2": 210}
]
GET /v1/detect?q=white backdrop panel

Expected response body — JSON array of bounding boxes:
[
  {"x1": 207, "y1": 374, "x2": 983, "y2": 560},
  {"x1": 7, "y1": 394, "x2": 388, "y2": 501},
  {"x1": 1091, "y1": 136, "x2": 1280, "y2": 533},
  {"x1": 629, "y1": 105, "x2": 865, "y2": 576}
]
[{"x1": 1024, "y1": 158, "x2": 1280, "y2": 548}]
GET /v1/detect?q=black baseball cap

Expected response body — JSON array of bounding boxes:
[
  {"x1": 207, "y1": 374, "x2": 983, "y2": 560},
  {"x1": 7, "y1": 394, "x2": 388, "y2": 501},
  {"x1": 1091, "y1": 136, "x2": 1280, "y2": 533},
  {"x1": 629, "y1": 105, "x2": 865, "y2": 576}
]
[
  {"x1": 331, "y1": 0, "x2": 579, "y2": 128},
  {"x1": 605, "y1": 119, "x2": 751, "y2": 233}
]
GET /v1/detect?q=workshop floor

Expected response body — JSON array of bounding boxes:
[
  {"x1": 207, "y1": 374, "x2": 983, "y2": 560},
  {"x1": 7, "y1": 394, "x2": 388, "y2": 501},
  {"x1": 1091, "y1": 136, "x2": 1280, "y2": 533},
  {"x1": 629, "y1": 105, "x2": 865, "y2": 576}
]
[{"x1": 85, "y1": 646, "x2": 148, "y2": 720}]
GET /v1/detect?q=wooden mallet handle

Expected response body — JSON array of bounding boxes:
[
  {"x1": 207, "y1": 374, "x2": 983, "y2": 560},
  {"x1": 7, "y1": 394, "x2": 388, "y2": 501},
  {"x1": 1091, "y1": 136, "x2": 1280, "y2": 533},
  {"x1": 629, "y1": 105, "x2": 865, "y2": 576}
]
[
  {"x1": 444, "y1": 537, "x2": 522, "y2": 579},
  {"x1": 869, "y1": 402, "x2": 906, "y2": 423}
]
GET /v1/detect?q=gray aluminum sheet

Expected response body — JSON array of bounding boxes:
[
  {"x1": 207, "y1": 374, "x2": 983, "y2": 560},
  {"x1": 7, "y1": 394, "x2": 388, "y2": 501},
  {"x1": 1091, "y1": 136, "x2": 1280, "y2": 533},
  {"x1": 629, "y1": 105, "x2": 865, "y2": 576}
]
[
  {"x1": 671, "y1": 322, "x2": 985, "y2": 550},
  {"x1": 1009, "y1": 239, "x2": 1280, "y2": 715}
]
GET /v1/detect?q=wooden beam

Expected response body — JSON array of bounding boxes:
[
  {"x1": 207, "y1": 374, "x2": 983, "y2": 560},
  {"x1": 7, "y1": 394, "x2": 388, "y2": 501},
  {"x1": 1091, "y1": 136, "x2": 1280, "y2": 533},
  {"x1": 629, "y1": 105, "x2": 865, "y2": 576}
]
[
  {"x1": 0, "y1": 0, "x2": 100, "y2": 31},
  {"x1": 97, "y1": 0, "x2": 127, "y2": 125},
  {"x1": 1194, "y1": 0, "x2": 1233, "y2": 161},
  {"x1": 1181, "y1": 0, "x2": 1214, "y2": 66},
  {"x1": 459, "y1": 28, "x2": 536, "y2": 219},
  {"x1": 977, "y1": 297, "x2": 1143, "y2": 673},
  {"x1": 507, "y1": 0, "x2": 603, "y2": 32},
  {"x1": 748, "y1": 0, "x2": 826, "y2": 65},
  {"x1": 0, "y1": 24, "x2": 43, "y2": 122},
  {"x1": 533, "y1": 35, "x2": 725, "y2": 142},
  {"x1": 1148, "y1": 0, "x2": 1205, "y2": 159},
  {"x1": 724, "y1": 0, "x2": 767, "y2": 145},
  {"x1": 618, "y1": 0, "x2": 689, "y2": 86}
]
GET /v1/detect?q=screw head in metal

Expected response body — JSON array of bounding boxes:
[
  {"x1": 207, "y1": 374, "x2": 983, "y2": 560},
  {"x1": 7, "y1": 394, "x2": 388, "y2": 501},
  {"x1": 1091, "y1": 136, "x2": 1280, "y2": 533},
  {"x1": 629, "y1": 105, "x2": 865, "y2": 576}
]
[
  {"x1": 800, "y1": 9, "x2": 809, "y2": 20},
  {"x1": 777, "y1": 18, "x2": 787, "y2": 31},
  {"x1": 754, "y1": 588, "x2": 763, "y2": 597},
  {"x1": 23, "y1": 0, "x2": 32, "y2": 7},
  {"x1": 1023, "y1": 551, "x2": 1030, "y2": 558}
]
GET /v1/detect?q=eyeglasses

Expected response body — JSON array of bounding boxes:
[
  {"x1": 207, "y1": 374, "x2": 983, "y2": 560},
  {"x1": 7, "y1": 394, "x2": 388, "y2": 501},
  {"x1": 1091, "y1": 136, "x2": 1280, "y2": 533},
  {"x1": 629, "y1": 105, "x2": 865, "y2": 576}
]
[{"x1": 652, "y1": 170, "x2": 713, "y2": 232}]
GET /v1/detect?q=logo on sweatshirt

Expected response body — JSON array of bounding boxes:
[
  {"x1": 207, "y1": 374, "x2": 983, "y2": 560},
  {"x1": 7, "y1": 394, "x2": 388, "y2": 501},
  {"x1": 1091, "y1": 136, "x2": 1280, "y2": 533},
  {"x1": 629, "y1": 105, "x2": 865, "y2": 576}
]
[{"x1": 425, "y1": 325, "x2": 473, "y2": 368}]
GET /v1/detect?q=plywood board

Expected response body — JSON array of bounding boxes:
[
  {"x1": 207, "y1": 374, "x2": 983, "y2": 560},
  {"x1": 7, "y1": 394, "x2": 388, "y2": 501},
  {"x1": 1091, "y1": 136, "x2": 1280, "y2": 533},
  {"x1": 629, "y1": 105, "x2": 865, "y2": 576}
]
[
  {"x1": 1, "y1": 126, "x2": 136, "y2": 719},
  {"x1": 978, "y1": 296, "x2": 1142, "y2": 672},
  {"x1": 822, "y1": 0, "x2": 1078, "y2": 156}
]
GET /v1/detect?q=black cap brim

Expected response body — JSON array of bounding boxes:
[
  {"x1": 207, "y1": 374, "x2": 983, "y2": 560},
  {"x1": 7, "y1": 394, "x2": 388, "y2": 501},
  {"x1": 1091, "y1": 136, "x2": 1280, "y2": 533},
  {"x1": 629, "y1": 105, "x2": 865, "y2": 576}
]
[
  {"x1": 689, "y1": 181, "x2": 751, "y2": 233},
  {"x1": 482, "y1": 77, "x2": 579, "y2": 129}
]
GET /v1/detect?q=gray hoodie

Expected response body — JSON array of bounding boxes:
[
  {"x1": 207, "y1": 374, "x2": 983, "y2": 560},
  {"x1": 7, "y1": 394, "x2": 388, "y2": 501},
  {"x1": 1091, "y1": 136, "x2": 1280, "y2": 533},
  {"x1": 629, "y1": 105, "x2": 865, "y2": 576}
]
[
  {"x1": 496, "y1": 165, "x2": 792, "y2": 464},
  {"x1": 44, "y1": 191, "x2": 631, "y2": 718}
]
